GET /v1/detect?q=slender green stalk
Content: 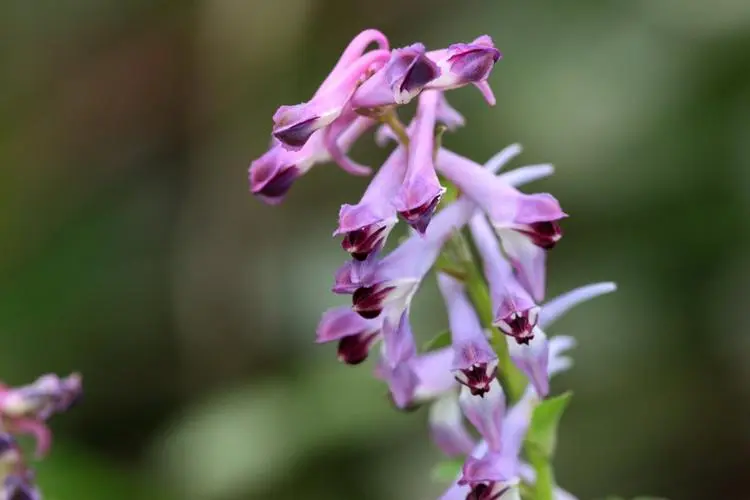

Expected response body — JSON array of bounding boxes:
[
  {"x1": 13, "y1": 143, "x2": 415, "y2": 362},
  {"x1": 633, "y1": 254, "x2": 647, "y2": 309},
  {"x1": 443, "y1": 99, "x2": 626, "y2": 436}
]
[
  {"x1": 528, "y1": 446, "x2": 555, "y2": 500},
  {"x1": 380, "y1": 108, "x2": 410, "y2": 147}
]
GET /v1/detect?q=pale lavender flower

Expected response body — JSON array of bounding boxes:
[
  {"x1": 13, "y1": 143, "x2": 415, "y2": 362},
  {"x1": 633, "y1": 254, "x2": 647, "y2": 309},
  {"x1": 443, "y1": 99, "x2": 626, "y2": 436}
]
[
  {"x1": 469, "y1": 213, "x2": 539, "y2": 344},
  {"x1": 334, "y1": 147, "x2": 406, "y2": 260},
  {"x1": 425, "y1": 36, "x2": 502, "y2": 105},
  {"x1": 437, "y1": 273, "x2": 497, "y2": 396},
  {"x1": 376, "y1": 346, "x2": 458, "y2": 410},
  {"x1": 348, "y1": 197, "x2": 475, "y2": 319},
  {"x1": 394, "y1": 90, "x2": 446, "y2": 234},
  {"x1": 316, "y1": 306, "x2": 382, "y2": 365},
  {"x1": 508, "y1": 283, "x2": 617, "y2": 397},
  {"x1": 437, "y1": 149, "x2": 566, "y2": 302},
  {"x1": 457, "y1": 381, "x2": 535, "y2": 498}
]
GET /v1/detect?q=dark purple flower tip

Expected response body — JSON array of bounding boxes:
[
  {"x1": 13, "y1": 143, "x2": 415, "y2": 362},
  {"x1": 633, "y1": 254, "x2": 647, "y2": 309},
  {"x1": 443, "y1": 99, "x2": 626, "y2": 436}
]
[
  {"x1": 514, "y1": 221, "x2": 563, "y2": 249},
  {"x1": 397, "y1": 191, "x2": 444, "y2": 235},
  {"x1": 0, "y1": 433, "x2": 15, "y2": 454},
  {"x1": 342, "y1": 225, "x2": 388, "y2": 261},
  {"x1": 337, "y1": 331, "x2": 380, "y2": 365},
  {"x1": 249, "y1": 153, "x2": 299, "y2": 205},
  {"x1": 447, "y1": 37, "x2": 501, "y2": 84},
  {"x1": 272, "y1": 117, "x2": 320, "y2": 150},
  {"x1": 454, "y1": 362, "x2": 498, "y2": 397},
  {"x1": 385, "y1": 44, "x2": 440, "y2": 97},
  {"x1": 466, "y1": 483, "x2": 509, "y2": 500},
  {"x1": 352, "y1": 284, "x2": 395, "y2": 319},
  {"x1": 496, "y1": 306, "x2": 540, "y2": 344}
]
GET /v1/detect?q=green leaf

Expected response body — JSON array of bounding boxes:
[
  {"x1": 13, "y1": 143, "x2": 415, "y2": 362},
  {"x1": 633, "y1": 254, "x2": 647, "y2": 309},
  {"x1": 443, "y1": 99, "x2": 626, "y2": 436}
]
[
  {"x1": 526, "y1": 391, "x2": 573, "y2": 458},
  {"x1": 430, "y1": 458, "x2": 463, "y2": 483},
  {"x1": 422, "y1": 329, "x2": 452, "y2": 352}
]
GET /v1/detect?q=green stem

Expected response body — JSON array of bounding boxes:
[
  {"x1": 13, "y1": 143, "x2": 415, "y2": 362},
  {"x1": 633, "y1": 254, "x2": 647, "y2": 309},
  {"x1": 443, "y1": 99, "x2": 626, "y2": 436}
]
[
  {"x1": 528, "y1": 447, "x2": 555, "y2": 500},
  {"x1": 380, "y1": 108, "x2": 410, "y2": 148}
]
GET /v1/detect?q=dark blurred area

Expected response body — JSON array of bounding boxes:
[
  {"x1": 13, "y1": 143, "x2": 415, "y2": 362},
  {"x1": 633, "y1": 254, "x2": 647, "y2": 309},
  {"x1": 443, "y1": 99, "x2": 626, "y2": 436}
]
[{"x1": 2, "y1": 1, "x2": 750, "y2": 499}]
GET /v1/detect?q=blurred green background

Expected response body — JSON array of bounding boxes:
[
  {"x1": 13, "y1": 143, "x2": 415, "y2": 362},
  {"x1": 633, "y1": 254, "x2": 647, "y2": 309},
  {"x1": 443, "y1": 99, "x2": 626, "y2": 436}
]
[{"x1": 2, "y1": 1, "x2": 750, "y2": 499}]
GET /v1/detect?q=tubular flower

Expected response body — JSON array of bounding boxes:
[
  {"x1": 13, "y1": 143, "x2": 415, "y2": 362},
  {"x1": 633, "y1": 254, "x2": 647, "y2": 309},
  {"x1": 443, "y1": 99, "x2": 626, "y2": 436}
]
[
  {"x1": 437, "y1": 273, "x2": 497, "y2": 396},
  {"x1": 437, "y1": 149, "x2": 566, "y2": 302}
]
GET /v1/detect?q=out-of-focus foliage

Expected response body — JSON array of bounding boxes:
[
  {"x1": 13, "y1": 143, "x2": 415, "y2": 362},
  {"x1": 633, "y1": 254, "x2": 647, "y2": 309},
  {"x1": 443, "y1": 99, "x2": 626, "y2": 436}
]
[{"x1": 2, "y1": 0, "x2": 750, "y2": 499}]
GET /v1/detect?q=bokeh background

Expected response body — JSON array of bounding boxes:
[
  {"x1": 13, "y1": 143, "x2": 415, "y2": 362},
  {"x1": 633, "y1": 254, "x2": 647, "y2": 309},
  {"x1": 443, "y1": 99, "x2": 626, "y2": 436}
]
[{"x1": 2, "y1": 1, "x2": 750, "y2": 499}]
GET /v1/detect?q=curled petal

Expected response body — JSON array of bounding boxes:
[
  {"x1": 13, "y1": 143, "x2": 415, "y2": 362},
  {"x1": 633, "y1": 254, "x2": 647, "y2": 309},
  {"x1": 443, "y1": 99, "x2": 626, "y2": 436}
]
[
  {"x1": 320, "y1": 29, "x2": 390, "y2": 90},
  {"x1": 273, "y1": 49, "x2": 390, "y2": 150}
]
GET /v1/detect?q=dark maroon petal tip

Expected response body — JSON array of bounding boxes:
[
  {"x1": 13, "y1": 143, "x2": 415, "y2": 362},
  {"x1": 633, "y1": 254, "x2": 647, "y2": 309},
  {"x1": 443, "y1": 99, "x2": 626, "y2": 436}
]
[
  {"x1": 455, "y1": 363, "x2": 498, "y2": 397},
  {"x1": 337, "y1": 331, "x2": 379, "y2": 365},
  {"x1": 352, "y1": 285, "x2": 394, "y2": 319},
  {"x1": 515, "y1": 221, "x2": 563, "y2": 249},
  {"x1": 398, "y1": 193, "x2": 443, "y2": 234},
  {"x1": 341, "y1": 225, "x2": 388, "y2": 261}
]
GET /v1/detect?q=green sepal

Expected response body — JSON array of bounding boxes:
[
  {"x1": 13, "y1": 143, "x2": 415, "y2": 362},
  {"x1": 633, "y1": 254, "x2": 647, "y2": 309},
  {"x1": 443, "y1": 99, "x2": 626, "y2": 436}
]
[
  {"x1": 430, "y1": 458, "x2": 464, "y2": 483},
  {"x1": 422, "y1": 329, "x2": 452, "y2": 353},
  {"x1": 526, "y1": 391, "x2": 573, "y2": 459}
]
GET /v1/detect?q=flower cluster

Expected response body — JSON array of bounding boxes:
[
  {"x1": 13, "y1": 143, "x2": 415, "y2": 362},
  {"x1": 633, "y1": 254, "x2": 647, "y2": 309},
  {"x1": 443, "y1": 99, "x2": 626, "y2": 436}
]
[
  {"x1": 0, "y1": 372, "x2": 82, "y2": 499},
  {"x1": 249, "y1": 29, "x2": 616, "y2": 500}
]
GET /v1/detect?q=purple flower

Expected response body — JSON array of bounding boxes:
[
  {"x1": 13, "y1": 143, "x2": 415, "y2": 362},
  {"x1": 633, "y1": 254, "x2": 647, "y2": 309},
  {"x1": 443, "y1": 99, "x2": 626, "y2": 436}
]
[
  {"x1": 349, "y1": 197, "x2": 475, "y2": 319},
  {"x1": 470, "y1": 214, "x2": 539, "y2": 344},
  {"x1": 508, "y1": 283, "x2": 617, "y2": 397},
  {"x1": 457, "y1": 381, "x2": 535, "y2": 498},
  {"x1": 351, "y1": 43, "x2": 440, "y2": 109},
  {"x1": 249, "y1": 116, "x2": 374, "y2": 204},
  {"x1": 316, "y1": 306, "x2": 382, "y2": 365},
  {"x1": 375, "y1": 311, "x2": 420, "y2": 408},
  {"x1": 437, "y1": 149, "x2": 566, "y2": 302},
  {"x1": 393, "y1": 90, "x2": 446, "y2": 233},
  {"x1": 0, "y1": 373, "x2": 82, "y2": 458},
  {"x1": 425, "y1": 35, "x2": 502, "y2": 106},
  {"x1": 272, "y1": 49, "x2": 391, "y2": 150},
  {"x1": 428, "y1": 393, "x2": 475, "y2": 457},
  {"x1": 437, "y1": 273, "x2": 497, "y2": 396},
  {"x1": 334, "y1": 147, "x2": 406, "y2": 260},
  {"x1": 376, "y1": 346, "x2": 458, "y2": 410},
  {"x1": 3, "y1": 471, "x2": 41, "y2": 500}
]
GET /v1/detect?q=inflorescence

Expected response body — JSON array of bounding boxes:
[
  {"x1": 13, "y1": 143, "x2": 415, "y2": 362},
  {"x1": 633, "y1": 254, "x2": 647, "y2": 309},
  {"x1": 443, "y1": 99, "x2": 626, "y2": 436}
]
[
  {"x1": 249, "y1": 29, "x2": 616, "y2": 500},
  {"x1": 0, "y1": 373, "x2": 82, "y2": 499}
]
